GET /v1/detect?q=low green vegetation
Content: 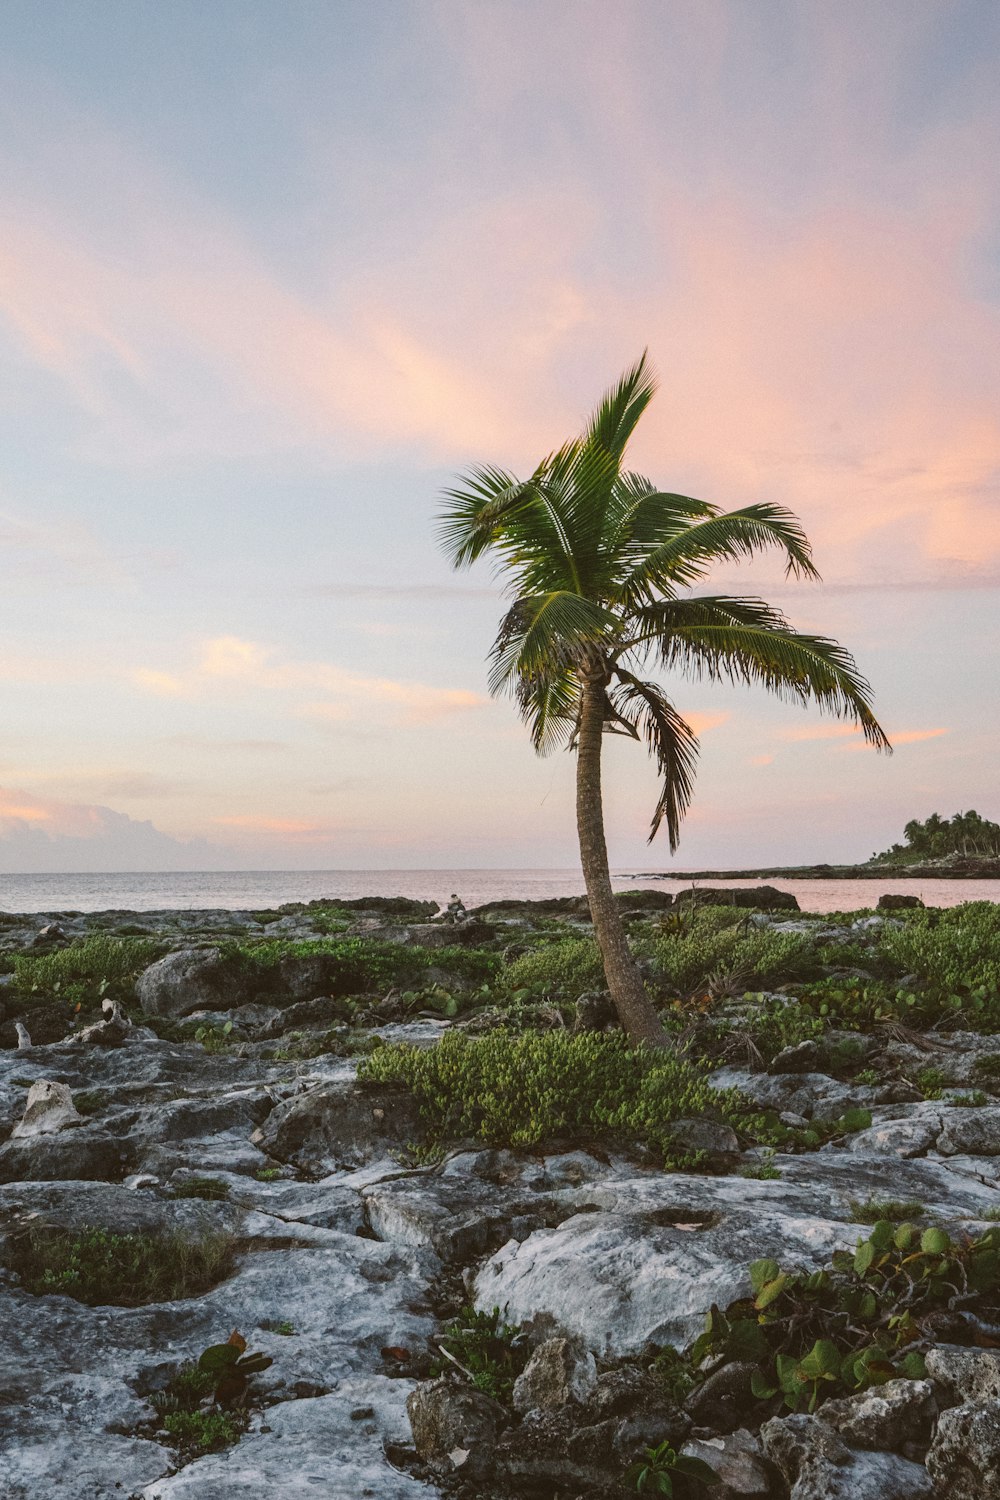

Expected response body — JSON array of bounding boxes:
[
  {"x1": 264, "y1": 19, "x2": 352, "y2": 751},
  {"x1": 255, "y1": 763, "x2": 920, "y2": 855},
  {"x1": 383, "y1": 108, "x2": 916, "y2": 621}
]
[
  {"x1": 501, "y1": 936, "x2": 605, "y2": 998},
  {"x1": 221, "y1": 934, "x2": 499, "y2": 997},
  {"x1": 171, "y1": 1177, "x2": 230, "y2": 1202},
  {"x1": 685, "y1": 1221, "x2": 1000, "y2": 1416},
  {"x1": 626, "y1": 1441, "x2": 716, "y2": 1495},
  {"x1": 361, "y1": 1029, "x2": 756, "y2": 1164},
  {"x1": 11, "y1": 934, "x2": 161, "y2": 1011},
  {"x1": 848, "y1": 1198, "x2": 925, "y2": 1224},
  {"x1": 8, "y1": 1225, "x2": 236, "y2": 1305},
  {"x1": 151, "y1": 1331, "x2": 272, "y2": 1457},
  {"x1": 434, "y1": 1305, "x2": 527, "y2": 1401}
]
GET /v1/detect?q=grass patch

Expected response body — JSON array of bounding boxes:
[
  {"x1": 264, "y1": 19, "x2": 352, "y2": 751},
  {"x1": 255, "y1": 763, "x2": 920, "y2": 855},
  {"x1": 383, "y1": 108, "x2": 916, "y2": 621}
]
[
  {"x1": 171, "y1": 1177, "x2": 230, "y2": 1202},
  {"x1": 9, "y1": 1225, "x2": 236, "y2": 1305},
  {"x1": 848, "y1": 1198, "x2": 926, "y2": 1225},
  {"x1": 11, "y1": 935, "x2": 161, "y2": 1009},
  {"x1": 359, "y1": 1029, "x2": 750, "y2": 1166},
  {"x1": 221, "y1": 935, "x2": 498, "y2": 995}
]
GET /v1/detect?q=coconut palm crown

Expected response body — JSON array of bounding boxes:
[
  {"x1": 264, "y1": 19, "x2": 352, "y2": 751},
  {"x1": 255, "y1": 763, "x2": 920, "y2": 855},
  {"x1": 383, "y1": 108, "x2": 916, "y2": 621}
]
[{"x1": 439, "y1": 352, "x2": 889, "y2": 1041}]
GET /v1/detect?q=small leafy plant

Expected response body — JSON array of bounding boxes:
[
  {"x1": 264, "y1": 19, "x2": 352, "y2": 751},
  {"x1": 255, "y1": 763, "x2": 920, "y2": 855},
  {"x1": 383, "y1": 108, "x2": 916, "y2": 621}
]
[
  {"x1": 197, "y1": 1330, "x2": 273, "y2": 1405},
  {"x1": 626, "y1": 1441, "x2": 717, "y2": 1495},
  {"x1": 434, "y1": 1305, "x2": 527, "y2": 1401}
]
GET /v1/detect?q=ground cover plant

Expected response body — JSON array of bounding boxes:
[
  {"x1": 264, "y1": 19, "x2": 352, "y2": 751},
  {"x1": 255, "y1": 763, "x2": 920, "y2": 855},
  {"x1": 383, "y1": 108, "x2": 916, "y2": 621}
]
[
  {"x1": 679, "y1": 1220, "x2": 1000, "y2": 1417},
  {"x1": 221, "y1": 935, "x2": 498, "y2": 996},
  {"x1": 433, "y1": 1305, "x2": 528, "y2": 1400},
  {"x1": 360, "y1": 1029, "x2": 757, "y2": 1164},
  {"x1": 150, "y1": 1331, "x2": 272, "y2": 1457},
  {"x1": 8, "y1": 1225, "x2": 237, "y2": 1305},
  {"x1": 10, "y1": 934, "x2": 162, "y2": 1012}
]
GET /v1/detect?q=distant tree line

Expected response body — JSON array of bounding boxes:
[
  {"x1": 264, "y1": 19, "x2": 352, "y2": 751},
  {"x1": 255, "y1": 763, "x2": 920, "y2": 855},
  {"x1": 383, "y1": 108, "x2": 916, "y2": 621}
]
[{"x1": 871, "y1": 810, "x2": 1000, "y2": 863}]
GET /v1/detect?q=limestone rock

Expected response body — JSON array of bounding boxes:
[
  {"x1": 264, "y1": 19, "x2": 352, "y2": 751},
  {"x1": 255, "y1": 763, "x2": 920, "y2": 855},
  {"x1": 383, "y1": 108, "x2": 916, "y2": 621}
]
[
  {"x1": 406, "y1": 1377, "x2": 503, "y2": 1473},
  {"x1": 761, "y1": 1412, "x2": 933, "y2": 1498},
  {"x1": 137, "y1": 947, "x2": 249, "y2": 1018},
  {"x1": 925, "y1": 1398, "x2": 1000, "y2": 1500},
  {"x1": 818, "y1": 1377, "x2": 937, "y2": 1450},
  {"x1": 511, "y1": 1337, "x2": 597, "y2": 1413},
  {"x1": 680, "y1": 1429, "x2": 773, "y2": 1498},
  {"x1": 936, "y1": 1105, "x2": 1000, "y2": 1155},
  {"x1": 254, "y1": 1079, "x2": 424, "y2": 1173},
  {"x1": 0, "y1": 1128, "x2": 128, "y2": 1183},
  {"x1": 11, "y1": 1081, "x2": 81, "y2": 1137},
  {"x1": 667, "y1": 1117, "x2": 740, "y2": 1164},
  {"x1": 925, "y1": 1346, "x2": 1000, "y2": 1403},
  {"x1": 474, "y1": 1204, "x2": 857, "y2": 1358},
  {"x1": 770, "y1": 1040, "x2": 820, "y2": 1074}
]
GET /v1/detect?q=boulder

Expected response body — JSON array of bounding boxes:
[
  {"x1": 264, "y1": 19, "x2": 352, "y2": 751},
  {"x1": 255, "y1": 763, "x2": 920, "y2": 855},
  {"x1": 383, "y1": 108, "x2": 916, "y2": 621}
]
[
  {"x1": 11, "y1": 1080, "x2": 81, "y2": 1137},
  {"x1": 0, "y1": 1127, "x2": 128, "y2": 1183},
  {"x1": 136, "y1": 948, "x2": 249, "y2": 1018},
  {"x1": 818, "y1": 1378, "x2": 937, "y2": 1451},
  {"x1": 677, "y1": 885, "x2": 799, "y2": 911},
  {"x1": 253, "y1": 1080, "x2": 425, "y2": 1173},
  {"x1": 925, "y1": 1346, "x2": 1000, "y2": 1404},
  {"x1": 936, "y1": 1105, "x2": 1000, "y2": 1156},
  {"x1": 761, "y1": 1413, "x2": 933, "y2": 1498},
  {"x1": 474, "y1": 1205, "x2": 857, "y2": 1358},
  {"x1": 925, "y1": 1398, "x2": 1000, "y2": 1500},
  {"x1": 770, "y1": 1040, "x2": 821, "y2": 1074},
  {"x1": 877, "y1": 893, "x2": 924, "y2": 910},
  {"x1": 680, "y1": 1429, "x2": 774, "y2": 1498},
  {"x1": 667, "y1": 1116, "x2": 740, "y2": 1167},
  {"x1": 511, "y1": 1337, "x2": 597, "y2": 1413},
  {"x1": 406, "y1": 1377, "x2": 503, "y2": 1474}
]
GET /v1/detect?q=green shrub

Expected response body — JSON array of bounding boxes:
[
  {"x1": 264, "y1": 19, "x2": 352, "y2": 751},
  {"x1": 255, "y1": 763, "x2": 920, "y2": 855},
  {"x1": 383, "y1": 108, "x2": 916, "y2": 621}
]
[
  {"x1": 222, "y1": 936, "x2": 497, "y2": 994},
  {"x1": 11, "y1": 935, "x2": 161, "y2": 1007},
  {"x1": 692, "y1": 1221, "x2": 1000, "y2": 1415},
  {"x1": 359, "y1": 1029, "x2": 747, "y2": 1165},
  {"x1": 875, "y1": 903, "x2": 1000, "y2": 1018},
  {"x1": 647, "y1": 914, "x2": 816, "y2": 995},
  {"x1": 8, "y1": 1225, "x2": 236, "y2": 1305},
  {"x1": 501, "y1": 937, "x2": 604, "y2": 998}
]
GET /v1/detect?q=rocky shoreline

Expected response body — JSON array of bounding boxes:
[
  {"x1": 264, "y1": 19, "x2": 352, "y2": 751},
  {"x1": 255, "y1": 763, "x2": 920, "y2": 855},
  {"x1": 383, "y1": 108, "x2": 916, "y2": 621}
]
[
  {"x1": 1, "y1": 893, "x2": 999, "y2": 1498},
  {"x1": 630, "y1": 856, "x2": 1000, "y2": 881}
]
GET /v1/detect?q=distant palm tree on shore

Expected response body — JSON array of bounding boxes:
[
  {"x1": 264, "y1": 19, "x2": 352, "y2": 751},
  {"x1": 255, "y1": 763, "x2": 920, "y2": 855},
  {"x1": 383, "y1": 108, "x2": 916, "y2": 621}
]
[{"x1": 439, "y1": 353, "x2": 889, "y2": 1043}]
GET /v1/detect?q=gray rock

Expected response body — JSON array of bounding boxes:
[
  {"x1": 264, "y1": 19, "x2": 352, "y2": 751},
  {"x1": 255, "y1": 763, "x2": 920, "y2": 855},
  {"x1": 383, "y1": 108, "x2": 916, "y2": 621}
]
[
  {"x1": 474, "y1": 1204, "x2": 857, "y2": 1357},
  {"x1": 406, "y1": 1377, "x2": 503, "y2": 1473},
  {"x1": 512, "y1": 1337, "x2": 597, "y2": 1413},
  {"x1": 770, "y1": 1040, "x2": 820, "y2": 1074},
  {"x1": 925, "y1": 1346, "x2": 1000, "y2": 1403},
  {"x1": 818, "y1": 1378, "x2": 937, "y2": 1450},
  {"x1": 925, "y1": 1398, "x2": 1000, "y2": 1499},
  {"x1": 846, "y1": 1115, "x2": 940, "y2": 1157},
  {"x1": 667, "y1": 1116, "x2": 740, "y2": 1163},
  {"x1": 680, "y1": 1429, "x2": 773, "y2": 1498},
  {"x1": 0, "y1": 1127, "x2": 127, "y2": 1183},
  {"x1": 11, "y1": 1080, "x2": 81, "y2": 1137},
  {"x1": 137, "y1": 947, "x2": 249, "y2": 1018},
  {"x1": 761, "y1": 1412, "x2": 933, "y2": 1498},
  {"x1": 138, "y1": 1380, "x2": 435, "y2": 1499},
  {"x1": 937, "y1": 1105, "x2": 1000, "y2": 1155},
  {"x1": 253, "y1": 1079, "x2": 424, "y2": 1173}
]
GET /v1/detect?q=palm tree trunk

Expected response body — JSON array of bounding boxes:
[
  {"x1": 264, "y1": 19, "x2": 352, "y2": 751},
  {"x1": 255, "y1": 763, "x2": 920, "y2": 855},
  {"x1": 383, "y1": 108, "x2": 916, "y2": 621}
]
[{"x1": 576, "y1": 673, "x2": 667, "y2": 1045}]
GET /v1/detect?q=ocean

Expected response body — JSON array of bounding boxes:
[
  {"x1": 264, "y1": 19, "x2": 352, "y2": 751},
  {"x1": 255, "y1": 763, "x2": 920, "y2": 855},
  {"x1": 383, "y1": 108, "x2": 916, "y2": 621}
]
[{"x1": 0, "y1": 869, "x2": 997, "y2": 915}]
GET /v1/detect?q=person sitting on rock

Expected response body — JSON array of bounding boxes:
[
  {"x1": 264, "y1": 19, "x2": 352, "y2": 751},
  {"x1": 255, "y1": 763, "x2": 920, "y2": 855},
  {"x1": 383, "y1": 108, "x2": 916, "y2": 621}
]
[{"x1": 444, "y1": 893, "x2": 467, "y2": 924}]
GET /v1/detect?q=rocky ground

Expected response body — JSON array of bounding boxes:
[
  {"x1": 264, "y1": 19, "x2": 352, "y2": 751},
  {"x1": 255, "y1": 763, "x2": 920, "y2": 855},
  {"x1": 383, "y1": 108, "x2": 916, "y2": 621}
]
[{"x1": 1, "y1": 893, "x2": 999, "y2": 1498}]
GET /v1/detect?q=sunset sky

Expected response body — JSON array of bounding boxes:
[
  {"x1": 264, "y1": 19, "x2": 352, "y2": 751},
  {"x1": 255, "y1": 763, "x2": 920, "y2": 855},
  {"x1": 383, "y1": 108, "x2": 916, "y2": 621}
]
[{"x1": 0, "y1": 0, "x2": 997, "y2": 872}]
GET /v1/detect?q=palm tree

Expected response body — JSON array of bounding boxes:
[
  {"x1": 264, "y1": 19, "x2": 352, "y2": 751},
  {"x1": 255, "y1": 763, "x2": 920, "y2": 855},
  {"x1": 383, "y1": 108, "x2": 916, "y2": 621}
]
[{"x1": 439, "y1": 353, "x2": 890, "y2": 1043}]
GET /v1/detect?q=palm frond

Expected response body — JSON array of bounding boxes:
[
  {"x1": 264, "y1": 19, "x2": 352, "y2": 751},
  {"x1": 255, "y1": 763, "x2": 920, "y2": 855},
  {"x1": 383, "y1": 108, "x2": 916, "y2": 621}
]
[
  {"x1": 487, "y1": 591, "x2": 614, "y2": 697},
  {"x1": 620, "y1": 503, "x2": 820, "y2": 600},
  {"x1": 516, "y1": 669, "x2": 581, "y2": 754},
  {"x1": 609, "y1": 670, "x2": 700, "y2": 847},
  {"x1": 646, "y1": 618, "x2": 891, "y2": 750},
  {"x1": 585, "y1": 349, "x2": 658, "y2": 459}
]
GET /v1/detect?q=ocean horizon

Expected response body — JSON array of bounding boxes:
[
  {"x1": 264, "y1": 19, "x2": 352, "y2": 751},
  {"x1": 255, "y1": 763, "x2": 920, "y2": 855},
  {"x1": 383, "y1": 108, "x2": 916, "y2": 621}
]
[{"x1": 0, "y1": 868, "x2": 997, "y2": 915}]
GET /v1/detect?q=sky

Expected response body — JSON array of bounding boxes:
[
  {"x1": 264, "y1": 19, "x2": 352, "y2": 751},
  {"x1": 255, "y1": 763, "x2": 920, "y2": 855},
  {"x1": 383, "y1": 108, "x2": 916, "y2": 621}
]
[{"x1": 0, "y1": 0, "x2": 997, "y2": 873}]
